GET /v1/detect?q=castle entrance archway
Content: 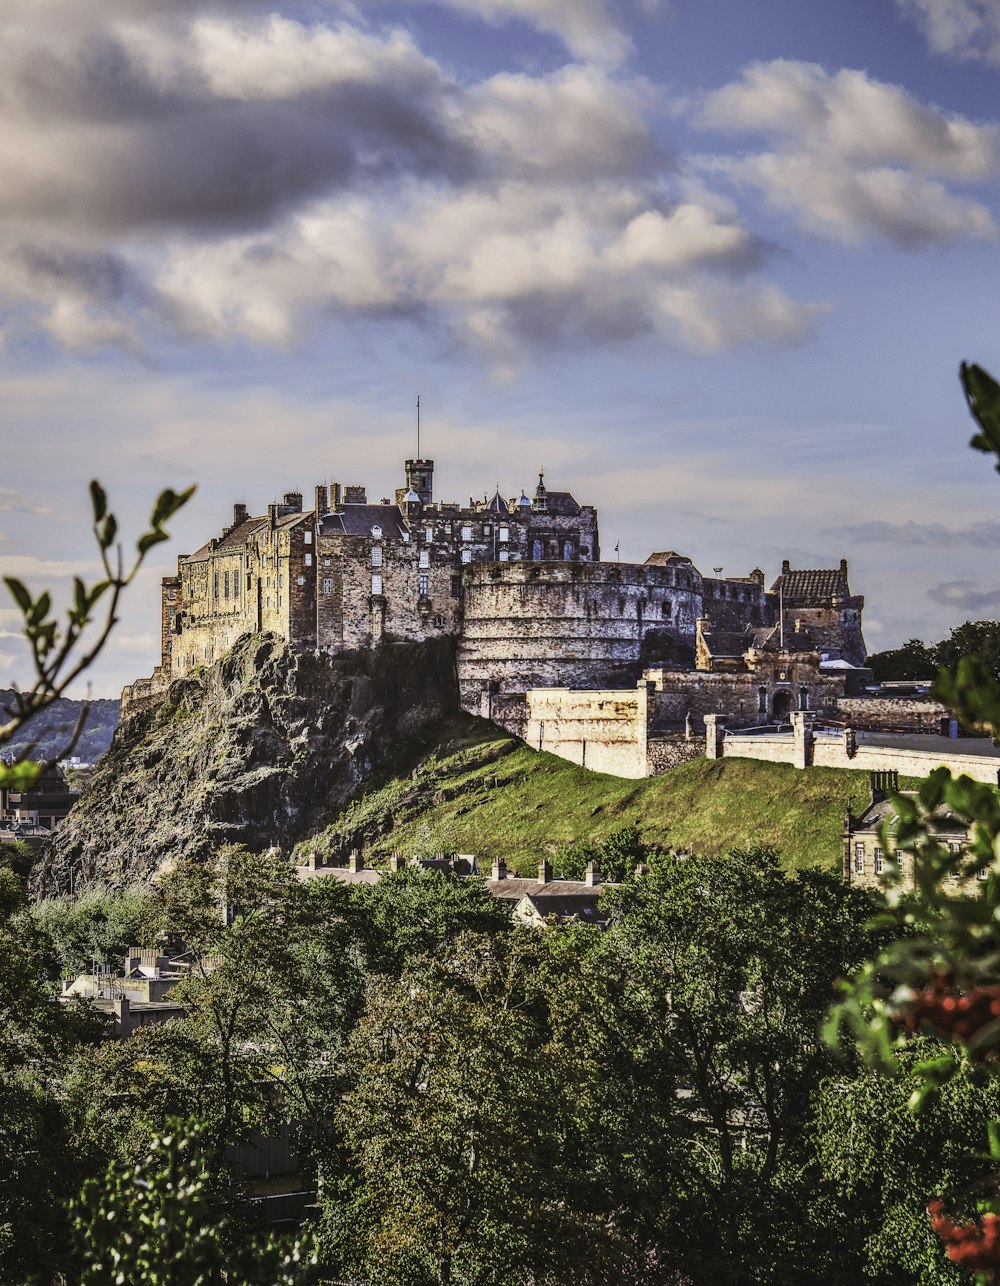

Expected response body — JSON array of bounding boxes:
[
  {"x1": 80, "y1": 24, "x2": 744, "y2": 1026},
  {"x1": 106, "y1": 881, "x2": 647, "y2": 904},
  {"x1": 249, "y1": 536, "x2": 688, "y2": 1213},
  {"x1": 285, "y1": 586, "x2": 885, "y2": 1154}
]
[{"x1": 772, "y1": 690, "x2": 791, "y2": 722}]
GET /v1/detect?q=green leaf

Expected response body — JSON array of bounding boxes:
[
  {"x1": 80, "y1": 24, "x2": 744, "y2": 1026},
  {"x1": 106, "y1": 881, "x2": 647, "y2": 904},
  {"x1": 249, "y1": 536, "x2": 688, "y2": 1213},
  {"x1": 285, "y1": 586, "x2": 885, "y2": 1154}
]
[
  {"x1": 962, "y1": 362, "x2": 1000, "y2": 471},
  {"x1": 28, "y1": 591, "x2": 51, "y2": 627},
  {"x1": 89, "y1": 479, "x2": 108, "y2": 523},
  {"x1": 99, "y1": 514, "x2": 118, "y2": 551},
  {"x1": 3, "y1": 577, "x2": 33, "y2": 616},
  {"x1": 137, "y1": 530, "x2": 169, "y2": 556},
  {"x1": 150, "y1": 484, "x2": 195, "y2": 530}
]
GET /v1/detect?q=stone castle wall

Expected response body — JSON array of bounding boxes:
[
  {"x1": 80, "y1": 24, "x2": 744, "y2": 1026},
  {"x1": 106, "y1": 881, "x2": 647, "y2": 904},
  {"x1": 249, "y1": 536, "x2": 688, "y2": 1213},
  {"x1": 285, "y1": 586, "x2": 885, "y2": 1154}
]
[
  {"x1": 457, "y1": 561, "x2": 703, "y2": 709},
  {"x1": 836, "y1": 696, "x2": 950, "y2": 732},
  {"x1": 523, "y1": 686, "x2": 651, "y2": 779}
]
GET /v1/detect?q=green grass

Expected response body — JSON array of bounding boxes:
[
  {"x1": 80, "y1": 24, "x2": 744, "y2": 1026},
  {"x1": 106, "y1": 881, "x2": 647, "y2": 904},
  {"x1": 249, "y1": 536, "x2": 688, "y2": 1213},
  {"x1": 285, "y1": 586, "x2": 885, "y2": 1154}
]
[{"x1": 298, "y1": 714, "x2": 920, "y2": 876}]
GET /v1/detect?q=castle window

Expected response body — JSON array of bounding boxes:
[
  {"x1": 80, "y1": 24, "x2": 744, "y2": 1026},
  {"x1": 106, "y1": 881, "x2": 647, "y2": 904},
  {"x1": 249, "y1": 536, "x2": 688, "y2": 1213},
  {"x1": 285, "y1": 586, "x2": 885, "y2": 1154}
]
[
  {"x1": 451, "y1": 576, "x2": 461, "y2": 598},
  {"x1": 499, "y1": 527, "x2": 509, "y2": 543},
  {"x1": 224, "y1": 571, "x2": 230, "y2": 598},
  {"x1": 324, "y1": 556, "x2": 332, "y2": 568},
  {"x1": 532, "y1": 539, "x2": 543, "y2": 561},
  {"x1": 758, "y1": 687, "x2": 767, "y2": 714},
  {"x1": 854, "y1": 843, "x2": 865, "y2": 874},
  {"x1": 418, "y1": 574, "x2": 429, "y2": 597},
  {"x1": 425, "y1": 526, "x2": 434, "y2": 543},
  {"x1": 461, "y1": 525, "x2": 473, "y2": 542},
  {"x1": 461, "y1": 549, "x2": 472, "y2": 564},
  {"x1": 297, "y1": 576, "x2": 305, "y2": 587},
  {"x1": 499, "y1": 550, "x2": 509, "y2": 562},
  {"x1": 799, "y1": 688, "x2": 810, "y2": 711},
  {"x1": 371, "y1": 546, "x2": 383, "y2": 568},
  {"x1": 433, "y1": 614, "x2": 444, "y2": 627},
  {"x1": 371, "y1": 575, "x2": 383, "y2": 595},
  {"x1": 419, "y1": 549, "x2": 430, "y2": 569},
  {"x1": 371, "y1": 525, "x2": 382, "y2": 540},
  {"x1": 304, "y1": 530, "x2": 312, "y2": 545},
  {"x1": 304, "y1": 552, "x2": 313, "y2": 567},
  {"x1": 213, "y1": 573, "x2": 219, "y2": 597},
  {"x1": 980, "y1": 867, "x2": 990, "y2": 881},
  {"x1": 277, "y1": 595, "x2": 282, "y2": 608},
  {"x1": 322, "y1": 578, "x2": 333, "y2": 595},
  {"x1": 402, "y1": 531, "x2": 410, "y2": 543},
  {"x1": 874, "y1": 847, "x2": 884, "y2": 875},
  {"x1": 563, "y1": 541, "x2": 574, "y2": 560}
]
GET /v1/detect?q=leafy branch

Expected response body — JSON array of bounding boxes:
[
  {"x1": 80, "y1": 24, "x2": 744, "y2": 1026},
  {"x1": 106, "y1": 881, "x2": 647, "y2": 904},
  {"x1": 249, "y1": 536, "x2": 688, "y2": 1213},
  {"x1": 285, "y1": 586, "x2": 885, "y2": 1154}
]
[{"x1": 1, "y1": 481, "x2": 194, "y2": 786}]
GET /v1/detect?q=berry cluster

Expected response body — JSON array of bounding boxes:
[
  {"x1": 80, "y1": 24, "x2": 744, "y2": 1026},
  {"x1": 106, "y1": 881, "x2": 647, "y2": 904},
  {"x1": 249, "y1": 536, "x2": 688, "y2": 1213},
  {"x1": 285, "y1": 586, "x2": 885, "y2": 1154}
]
[
  {"x1": 929, "y1": 1199, "x2": 1000, "y2": 1277},
  {"x1": 892, "y1": 970, "x2": 1000, "y2": 1056}
]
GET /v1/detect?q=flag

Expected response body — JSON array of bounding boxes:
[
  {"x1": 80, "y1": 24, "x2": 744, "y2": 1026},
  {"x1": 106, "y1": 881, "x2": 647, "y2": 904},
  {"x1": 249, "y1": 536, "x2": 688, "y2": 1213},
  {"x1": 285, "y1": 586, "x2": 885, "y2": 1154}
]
[{"x1": 614, "y1": 541, "x2": 619, "y2": 552}]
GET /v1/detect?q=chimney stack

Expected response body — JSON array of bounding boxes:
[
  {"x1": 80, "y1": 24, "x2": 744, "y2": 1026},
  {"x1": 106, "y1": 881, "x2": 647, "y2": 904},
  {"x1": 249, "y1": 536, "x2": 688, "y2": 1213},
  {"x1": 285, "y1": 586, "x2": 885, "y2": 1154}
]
[
  {"x1": 538, "y1": 858, "x2": 552, "y2": 884},
  {"x1": 233, "y1": 502, "x2": 248, "y2": 527},
  {"x1": 315, "y1": 485, "x2": 328, "y2": 515},
  {"x1": 584, "y1": 859, "x2": 601, "y2": 887},
  {"x1": 491, "y1": 856, "x2": 507, "y2": 881},
  {"x1": 389, "y1": 853, "x2": 405, "y2": 873},
  {"x1": 348, "y1": 851, "x2": 363, "y2": 874}
]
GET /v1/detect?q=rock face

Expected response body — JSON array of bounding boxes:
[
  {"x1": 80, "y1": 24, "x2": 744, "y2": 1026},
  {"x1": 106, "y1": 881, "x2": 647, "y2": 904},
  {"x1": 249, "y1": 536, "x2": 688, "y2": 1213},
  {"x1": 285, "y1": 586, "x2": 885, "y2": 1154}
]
[{"x1": 35, "y1": 633, "x2": 459, "y2": 893}]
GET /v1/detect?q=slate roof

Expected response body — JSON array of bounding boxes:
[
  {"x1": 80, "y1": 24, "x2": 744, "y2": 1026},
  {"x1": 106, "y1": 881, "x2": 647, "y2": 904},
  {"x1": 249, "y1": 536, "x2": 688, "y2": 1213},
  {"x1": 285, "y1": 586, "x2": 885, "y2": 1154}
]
[
  {"x1": 486, "y1": 877, "x2": 609, "y2": 901},
  {"x1": 769, "y1": 568, "x2": 849, "y2": 603},
  {"x1": 700, "y1": 630, "x2": 751, "y2": 659},
  {"x1": 852, "y1": 792, "x2": 966, "y2": 837},
  {"x1": 517, "y1": 892, "x2": 607, "y2": 924},
  {"x1": 320, "y1": 504, "x2": 409, "y2": 539},
  {"x1": 184, "y1": 513, "x2": 305, "y2": 563},
  {"x1": 645, "y1": 551, "x2": 695, "y2": 567},
  {"x1": 543, "y1": 491, "x2": 582, "y2": 516}
]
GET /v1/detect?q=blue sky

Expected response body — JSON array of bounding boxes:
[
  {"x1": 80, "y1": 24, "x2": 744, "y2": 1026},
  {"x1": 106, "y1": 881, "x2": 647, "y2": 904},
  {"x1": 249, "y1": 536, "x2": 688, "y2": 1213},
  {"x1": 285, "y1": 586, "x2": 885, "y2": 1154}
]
[{"x1": 2, "y1": 0, "x2": 1000, "y2": 695}]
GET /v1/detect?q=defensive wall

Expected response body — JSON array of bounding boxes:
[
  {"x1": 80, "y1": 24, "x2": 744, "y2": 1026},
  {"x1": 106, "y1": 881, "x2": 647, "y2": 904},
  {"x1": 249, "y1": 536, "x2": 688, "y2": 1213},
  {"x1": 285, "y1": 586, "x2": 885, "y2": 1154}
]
[
  {"x1": 457, "y1": 560, "x2": 709, "y2": 710},
  {"x1": 709, "y1": 715, "x2": 1000, "y2": 785}
]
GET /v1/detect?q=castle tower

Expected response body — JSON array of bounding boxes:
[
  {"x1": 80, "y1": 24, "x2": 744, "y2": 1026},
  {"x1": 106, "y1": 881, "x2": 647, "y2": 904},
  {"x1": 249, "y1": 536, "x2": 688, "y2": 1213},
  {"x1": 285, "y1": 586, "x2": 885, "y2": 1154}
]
[
  {"x1": 532, "y1": 469, "x2": 548, "y2": 514},
  {"x1": 404, "y1": 459, "x2": 434, "y2": 506}
]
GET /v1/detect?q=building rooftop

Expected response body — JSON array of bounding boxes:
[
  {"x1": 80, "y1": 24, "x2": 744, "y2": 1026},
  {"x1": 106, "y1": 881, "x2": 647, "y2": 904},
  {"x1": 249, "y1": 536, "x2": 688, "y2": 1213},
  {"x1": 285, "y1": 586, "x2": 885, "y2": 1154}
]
[{"x1": 770, "y1": 566, "x2": 850, "y2": 603}]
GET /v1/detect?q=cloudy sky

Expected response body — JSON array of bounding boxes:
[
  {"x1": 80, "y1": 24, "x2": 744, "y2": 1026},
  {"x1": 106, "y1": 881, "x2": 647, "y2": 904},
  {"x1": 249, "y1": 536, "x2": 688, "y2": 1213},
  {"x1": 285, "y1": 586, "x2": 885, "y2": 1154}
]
[{"x1": 2, "y1": 0, "x2": 1000, "y2": 696}]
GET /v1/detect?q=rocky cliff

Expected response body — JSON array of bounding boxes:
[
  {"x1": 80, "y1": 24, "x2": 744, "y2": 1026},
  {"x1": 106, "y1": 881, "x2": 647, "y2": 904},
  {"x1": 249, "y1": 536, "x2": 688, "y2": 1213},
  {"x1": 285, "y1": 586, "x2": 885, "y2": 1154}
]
[{"x1": 34, "y1": 633, "x2": 459, "y2": 893}]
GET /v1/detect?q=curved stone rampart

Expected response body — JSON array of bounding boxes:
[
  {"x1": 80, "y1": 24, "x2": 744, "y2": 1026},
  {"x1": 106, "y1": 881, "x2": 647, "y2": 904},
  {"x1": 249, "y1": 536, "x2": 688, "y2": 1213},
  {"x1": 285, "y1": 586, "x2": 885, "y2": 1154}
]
[{"x1": 458, "y1": 561, "x2": 703, "y2": 708}]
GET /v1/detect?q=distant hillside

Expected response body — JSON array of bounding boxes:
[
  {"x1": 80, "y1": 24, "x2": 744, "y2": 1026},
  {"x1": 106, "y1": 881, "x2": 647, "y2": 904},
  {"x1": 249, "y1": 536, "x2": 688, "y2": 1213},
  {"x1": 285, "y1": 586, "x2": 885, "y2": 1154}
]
[
  {"x1": 297, "y1": 718, "x2": 916, "y2": 876},
  {"x1": 1, "y1": 691, "x2": 119, "y2": 763}
]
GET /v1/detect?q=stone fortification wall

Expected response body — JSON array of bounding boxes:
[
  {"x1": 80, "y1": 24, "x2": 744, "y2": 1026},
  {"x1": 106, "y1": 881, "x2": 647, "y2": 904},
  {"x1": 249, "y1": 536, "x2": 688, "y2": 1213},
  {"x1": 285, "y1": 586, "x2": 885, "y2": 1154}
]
[
  {"x1": 120, "y1": 667, "x2": 171, "y2": 720},
  {"x1": 718, "y1": 721, "x2": 1000, "y2": 785},
  {"x1": 646, "y1": 663, "x2": 846, "y2": 730},
  {"x1": 812, "y1": 738, "x2": 1000, "y2": 784},
  {"x1": 646, "y1": 735, "x2": 703, "y2": 775},
  {"x1": 523, "y1": 686, "x2": 651, "y2": 778},
  {"x1": 458, "y1": 562, "x2": 702, "y2": 711},
  {"x1": 836, "y1": 696, "x2": 950, "y2": 732},
  {"x1": 721, "y1": 734, "x2": 803, "y2": 765}
]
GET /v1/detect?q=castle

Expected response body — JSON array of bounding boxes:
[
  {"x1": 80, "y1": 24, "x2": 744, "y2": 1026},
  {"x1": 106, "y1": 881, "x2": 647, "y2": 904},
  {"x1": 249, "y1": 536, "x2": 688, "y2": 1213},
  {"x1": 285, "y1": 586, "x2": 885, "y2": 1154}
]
[{"x1": 125, "y1": 456, "x2": 872, "y2": 769}]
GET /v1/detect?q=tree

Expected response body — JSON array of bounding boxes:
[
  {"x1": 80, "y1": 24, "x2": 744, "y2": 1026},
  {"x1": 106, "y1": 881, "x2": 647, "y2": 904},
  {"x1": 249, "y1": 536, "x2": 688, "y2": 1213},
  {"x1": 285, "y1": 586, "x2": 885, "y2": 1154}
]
[
  {"x1": 73, "y1": 1118, "x2": 314, "y2": 1285},
  {"x1": 0, "y1": 867, "x2": 104, "y2": 1283},
  {"x1": 1, "y1": 482, "x2": 193, "y2": 788},
  {"x1": 935, "y1": 620, "x2": 1000, "y2": 684},
  {"x1": 601, "y1": 845, "x2": 881, "y2": 1284},
  {"x1": 69, "y1": 847, "x2": 365, "y2": 1173},
  {"x1": 321, "y1": 929, "x2": 643, "y2": 1286},
  {"x1": 828, "y1": 362, "x2": 1000, "y2": 1281},
  {"x1": 867, "y1": 639, "x2": 938, "y2": 683},
  {"x1": 350, "y1": 864, "x2": 511, "y2": 976},
  {"x1": 814, "y1": 1038, "x2": 1000, "y2": 1284}
]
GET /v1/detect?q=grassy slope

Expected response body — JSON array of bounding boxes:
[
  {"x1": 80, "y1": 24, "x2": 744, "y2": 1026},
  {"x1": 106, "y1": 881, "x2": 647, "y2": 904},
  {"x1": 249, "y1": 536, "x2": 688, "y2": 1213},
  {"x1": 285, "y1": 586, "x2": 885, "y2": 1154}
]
[{"x1": 300, "y1": 715, "x2": 918, "y2": 876}]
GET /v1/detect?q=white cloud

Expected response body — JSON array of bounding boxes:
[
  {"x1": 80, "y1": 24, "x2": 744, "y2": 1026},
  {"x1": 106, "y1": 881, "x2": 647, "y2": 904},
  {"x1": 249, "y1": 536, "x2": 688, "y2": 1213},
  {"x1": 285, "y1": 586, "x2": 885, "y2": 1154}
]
[
  {"x1": 387, "y1": 0, "x2": 660, "y2": 65},
  {"x1": 0, "y1": 4, "x2": 819, "y2": 370},
  {"x1": 897, "y1": 0, "x2": 1000, "y2": 65},
  {"x1": 699, "y1": 59, "x2": 998, "y2": 245}
]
